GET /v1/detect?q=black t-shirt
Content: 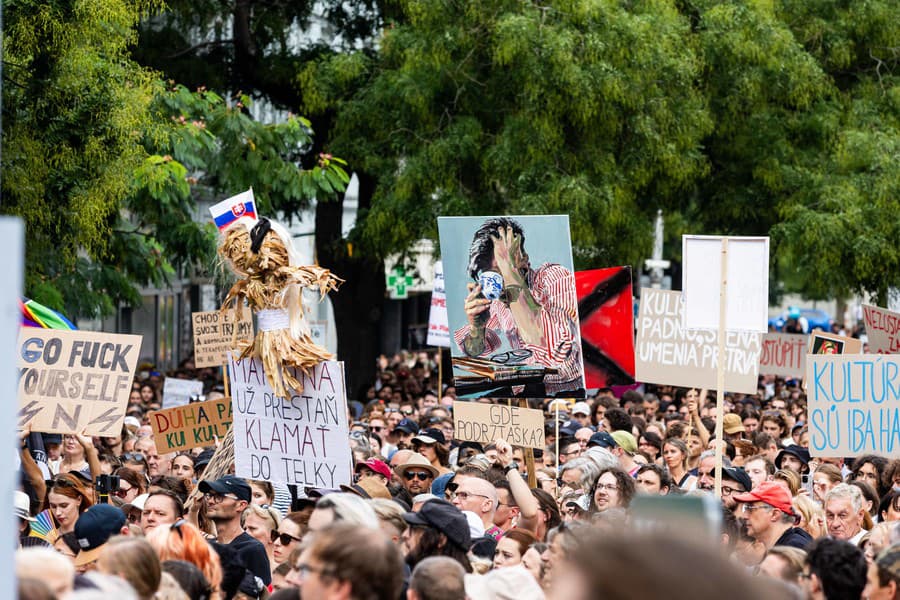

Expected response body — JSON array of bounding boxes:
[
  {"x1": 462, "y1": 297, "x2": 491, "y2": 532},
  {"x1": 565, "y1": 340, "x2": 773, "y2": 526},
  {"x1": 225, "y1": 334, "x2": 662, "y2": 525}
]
[
  {"x1": 229, "y1": 531, "x2": 272, "y2": 585},
  {"x1": 774, "y1": 526, "x2": 813, "y2": 550}
]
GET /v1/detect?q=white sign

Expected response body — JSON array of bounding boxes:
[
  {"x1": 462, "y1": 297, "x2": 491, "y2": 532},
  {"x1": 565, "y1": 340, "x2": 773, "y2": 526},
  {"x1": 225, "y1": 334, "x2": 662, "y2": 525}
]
[
  {"x1": 229, "y1": 356, "x2": 352, "y2": 488},
  {"x1": 162, "y1": 378, "x2": 204, "y2": 409},
  {"x1": 682, "y1": 236, "x2": 769, "y2": 332},
  {"x1": 427, "y1": 261, "x2": 450, "y2": 347}
]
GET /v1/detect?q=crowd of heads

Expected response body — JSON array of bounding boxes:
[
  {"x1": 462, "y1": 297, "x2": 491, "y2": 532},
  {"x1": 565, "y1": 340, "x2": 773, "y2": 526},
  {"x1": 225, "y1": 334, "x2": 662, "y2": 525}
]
[{"x1": 14, "y1": 349, "x2": 900, "y2": 599}]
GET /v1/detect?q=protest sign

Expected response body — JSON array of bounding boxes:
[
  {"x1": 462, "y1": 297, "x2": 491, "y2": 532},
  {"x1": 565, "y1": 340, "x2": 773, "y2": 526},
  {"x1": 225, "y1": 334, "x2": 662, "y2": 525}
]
[
  {"x1": 807, "y1": 354, "x2": 900, "y2": 456},
  {"x1": 17, "y1": 329, "x2": 142, "y2": 435},
  {"x1": 452, "y1": 401, "x2": 544, "y2": 449},
  {"x1": 759, "y1": 333, "x2": 808, "y2": 377},
  {"x1": 162, "y1": 378, "x2": 204, "y2": 409},
  {"x1": 427, "y1": 261, "x2": 450, "y2": 348},
  {"x1": 229, "y1": 356, "x2": 352, "y2": 488},
  {"x1": 576, "y1": 267, "x2": 634, "y2": 388},
  {"x1": 634, "y1": 289, "x2": 762, "y2": 393},
  {"x1": 808, "y1": 331, "x2": 862, "y2": 355},
  {"x1": 439, "y1": 215, "x2": 585, "y2": 398},
  {"x1": 682, "y1": 236, "x2": 769, "y2": 332},
  {"x1": 150, "y1": 397, "x2": 232, "y2": 453},
  {"x1": 862, "y1": 304, "x2": 900, "y2": 354},
  {"x1": 192, "y1": 310, "x2": 254, "y2": 368}
]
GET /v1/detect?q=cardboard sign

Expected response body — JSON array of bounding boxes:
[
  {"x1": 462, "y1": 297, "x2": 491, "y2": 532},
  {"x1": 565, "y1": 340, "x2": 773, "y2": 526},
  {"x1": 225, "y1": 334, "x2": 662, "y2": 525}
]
[
  {"x1": 192, "y1": 310, "x2": 254, "y2": 368},
  {"x1": 634, "y1": 289, "x2": 762, "y2": 393},
  {"x1": 863, "y1": 304, "x2": 900, "y2": 354},
  {"x1": 576, "y1": 267, "x2": 635, "y2": 388},
  {"x1": 682, "y1": 236, "x2": 769, "y2": 332},
  {"x1": 150, "y1": 397, "x2": 232, "y2": 452},
  {"x1": 759, "y1": 333, "x2": 808, "y2": 377},
  {"x1": 229, "y1": 356, "x2": 352, "y2": 488},
  {"x1": 162, "y1": 378, "x2": 204, "y2": 409},
  {"x1": 427, "y1": 261, "x2": 450, "y2": 348},
  {"x1": 452, "y1": 401, "x2": 545, "y2": 448},
  {"x1": 439, "y1": 215, "x2": 585, "y2": 398},
  {"x1": 17, "y1": 329, "x2": 142, "y2": 435},
  {"x1": 807, "y1": 354, "x2": 900, "y2": 456},
  {"x1": 808, "y1": 331, "x2": 862, "y2": 355}
]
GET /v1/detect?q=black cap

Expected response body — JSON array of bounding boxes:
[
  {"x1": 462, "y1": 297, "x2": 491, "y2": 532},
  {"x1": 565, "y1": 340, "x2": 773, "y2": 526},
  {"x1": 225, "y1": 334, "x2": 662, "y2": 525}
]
[
  {"x1": 413, "y1": 427, "x2": 446, "y2": 445},
  {"x1": 195, "y1": 448, "x2": 215, "y2": 469},
  {"x1": 73, "y1": 505, "x2": 127, "y2": 565},
  {"x1": 722, "y1": 467, "x2": 753, "y2": 493},
  {"x1": 774, "y1": 445, "x2": 811, "y2": 470},
  {"x1": 588, "y1": 431, "x2": 617, "y2": 449},
  {"x1": 403, "y1": 499, "x2": 470, "y2": 549},
  {"x1": 395, "y1": 418, "x2": 420, "y2": 435},
  {"x1": 199, "y1": 475, "x2": 252, "y2": 502},
  {"x1": 559, "y1": 421, "x2": 580, "y2": 437}
]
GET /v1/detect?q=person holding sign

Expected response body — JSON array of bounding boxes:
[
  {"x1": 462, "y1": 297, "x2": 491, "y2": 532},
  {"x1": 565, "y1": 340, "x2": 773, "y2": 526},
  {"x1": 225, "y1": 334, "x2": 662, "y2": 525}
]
[{"x1": 455, "y1": 217, "x2": 582, "y2": 396}]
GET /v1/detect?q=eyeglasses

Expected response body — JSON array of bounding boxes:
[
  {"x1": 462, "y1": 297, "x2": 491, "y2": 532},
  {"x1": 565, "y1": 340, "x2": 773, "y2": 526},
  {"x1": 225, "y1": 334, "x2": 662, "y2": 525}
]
[
  {"x1": 369, "y1": 426, "x2": 384, "y2": 432},
  {"x1": 292, "y1": 562, "x2": 332, "y2": 580},
  {"x1": 489, "y1": 349, "x2": 532, "y2": 364},
  {"x1": 122, "y1": 453, "x2": 147, "y2": 463},
  {"x1": 205, "y1": 492, "x2": 239, "y2": 503},
  {"x1": 271, "y1": 530, "x2": 303, "y2": 545},
  {"x1": 113, "y1": 485, "x2": 135, "y2": 498},
  {"x1": 741, "y1": 504, "x2": 772, "y2": 514},
  {"x1": 595, "y1": 483, "x2": 619, "y2": 493},
  {"x1": 721, "y1": 486, "x2": 739, "y2": 496},
  {"x1": 404, "y1": 471, "x2": 432, "y2": 481},
  {"x1": 452, "y1": 491, "x2": 490, "y2": 501}
]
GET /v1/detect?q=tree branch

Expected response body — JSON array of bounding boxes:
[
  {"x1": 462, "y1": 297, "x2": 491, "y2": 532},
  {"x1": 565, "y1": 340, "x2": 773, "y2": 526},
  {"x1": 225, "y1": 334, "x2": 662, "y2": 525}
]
[{"x1": 166, "y1": 39, "x2": 234, "y2": 60}]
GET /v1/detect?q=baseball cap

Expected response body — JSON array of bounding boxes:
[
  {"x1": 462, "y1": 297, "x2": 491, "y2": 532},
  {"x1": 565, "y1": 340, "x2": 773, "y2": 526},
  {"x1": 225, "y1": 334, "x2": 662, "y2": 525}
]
[
  {"x1": 413, "y1": 428, "x2": 446, "y2": 445},
  {"x1": 403, "y1": 499, "x2": 471, "y2": 549},
  {"x1": 610, "y1": 431, "x2": 637, "y2": 454},
  {"x1": 14, "y1": 491, "x2": 34, "y2": 521},
  {"x1": 723, "y1": 413, "x2": 745, "y2": 435},
  {"x1": 395, "y1": 418, "x2": 420, "y2": 435},
  {"x1": 588, "y1": 431, "x2": 617, "y2": 449},
  {"x1": 199, "y1": 475, "x2": 252, "y2": 503},
  {"x1": 74, "y1": 504, "x2": 127, "y2": 566},
  {"x1": 571, "y1": 402, "x2": 591, "y2": 416},
  {"x1": 722, "y1": 467, "x2": 752, "y2": 493},
  {"x1": 354, "y1": 457, "x2": 392, "y2": 480},
  {"x1": 194, "y1": 448, "x2": 215, "y2": 469},
  {"x1": 732, "y1": 482, "x2": 796, "y2": 517},
  {"x1": 559, "y1": 421, "x2": 580, "y2": 437}
]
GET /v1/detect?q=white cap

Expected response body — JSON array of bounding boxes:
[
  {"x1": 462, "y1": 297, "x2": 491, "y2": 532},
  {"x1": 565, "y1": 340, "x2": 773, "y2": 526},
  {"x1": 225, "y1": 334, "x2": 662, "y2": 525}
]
[
  {"x1": 572, "y1": 401, "x2": 591, "y2": 416},
  {"x1": 464, "y1": 565, "x2": 545, "y2": 600},
  {"x1": 14, "y1": 491, "x2": 34, "y2": 521},
  {"x1": 125, "y1": 493, "x2": 149, "y2": 512},
  {"x1": 463, "y1": 510, "x2": 485, "y2": 539}
]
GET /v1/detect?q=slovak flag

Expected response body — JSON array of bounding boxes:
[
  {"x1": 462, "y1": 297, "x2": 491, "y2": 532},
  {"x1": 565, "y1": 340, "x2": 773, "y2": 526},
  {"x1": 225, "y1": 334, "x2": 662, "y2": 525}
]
[{"x1": 209, "y1": 189, "x2": 258, "y2": 231}]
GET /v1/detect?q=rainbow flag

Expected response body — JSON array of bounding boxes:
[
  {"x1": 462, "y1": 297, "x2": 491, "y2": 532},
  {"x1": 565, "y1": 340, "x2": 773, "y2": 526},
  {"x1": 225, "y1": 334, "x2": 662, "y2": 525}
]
[{"x1": 20, "y1": 298, "x2": 76, "y2": 330}]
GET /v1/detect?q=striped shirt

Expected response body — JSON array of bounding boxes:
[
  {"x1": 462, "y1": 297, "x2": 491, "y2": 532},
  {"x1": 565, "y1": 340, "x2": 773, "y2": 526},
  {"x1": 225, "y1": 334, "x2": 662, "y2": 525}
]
[{"x1": 453, "y1": 263, "x2": 583, "y2": 393}]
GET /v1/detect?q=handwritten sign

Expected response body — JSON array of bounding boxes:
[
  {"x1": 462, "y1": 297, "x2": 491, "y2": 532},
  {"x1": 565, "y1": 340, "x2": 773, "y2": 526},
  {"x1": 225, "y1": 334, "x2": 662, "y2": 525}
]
[
  {"x1": 634, "y1": 289, "x2": 762, "y2": 393},
  {"x1": 17, "y1": 329, "x2": 142, "y2": 435},
  {"x1": 863, "y1": 304, "x2": 900, "y2": 354},
  {"x1": 807, "y1": 354, "x2": 900, "y2": 456},
  {"x1": 162, "y1": 378, "x2": 204, "y2": 409},
  {"x1": 759, "y1": 333, "x2": 808, "y2": 377},
  {"x1": 229, "y1": 356, "x2": 351, "y2": 488},
  {"x1": 452, "y1": 401, "x2": 544, "y2": 448},
  {"x1": 192, "y1": 310, "x2": 254, "y2": 368},
  {"x1": 682, "y1": 236, "x2": 769, "y2": 332},
  {"x1": 427, "y1": 261, "x2": 450, "y2": 347},
  {"x1": 150, "y1": 397, "x2": 232, "y2": 452}
]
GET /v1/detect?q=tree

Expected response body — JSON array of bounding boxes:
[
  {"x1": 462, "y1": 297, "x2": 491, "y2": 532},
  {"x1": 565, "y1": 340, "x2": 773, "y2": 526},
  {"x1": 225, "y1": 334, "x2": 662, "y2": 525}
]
[{"x1": 2, "y1": 1, "x2": 346, "y2": 321}]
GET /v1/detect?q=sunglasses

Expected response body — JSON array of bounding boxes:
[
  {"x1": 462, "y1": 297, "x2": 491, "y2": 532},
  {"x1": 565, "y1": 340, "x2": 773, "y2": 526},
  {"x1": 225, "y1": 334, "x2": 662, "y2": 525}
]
[
  {"x1": 121, "y1": 453, "x2": 147, "y2": 463},
  {"x1": 404, "y1": 471, "x2": 432, "y2": 481},
  {"x1": 113, "y1": 486, "x2": 135, "y2": 498},
  {"x1": 271, "y1": 530, "x2": 302, "y2": 545}
]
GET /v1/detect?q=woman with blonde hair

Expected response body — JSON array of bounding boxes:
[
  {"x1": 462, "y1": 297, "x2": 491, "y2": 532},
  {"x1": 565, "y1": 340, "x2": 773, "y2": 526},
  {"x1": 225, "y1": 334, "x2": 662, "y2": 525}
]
[
  {"x1": 793, "y1": 495, "x2": 825, "y2": 539},
  {"x1": 96, "y1": 536, "x2": 162, "y2": 600},
  {"x1": 146, "y1": 519, "x2": 222, "y2": 599},
  {"x1": 772, "y1": 469, "x2": 800, "y2": 497},
  {"x1": 242, "y1": 503, "x2": 281, "y2": 578}
]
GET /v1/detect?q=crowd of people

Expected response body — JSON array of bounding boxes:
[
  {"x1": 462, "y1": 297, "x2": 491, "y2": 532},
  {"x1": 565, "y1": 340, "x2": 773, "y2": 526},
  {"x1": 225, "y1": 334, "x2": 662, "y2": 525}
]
[{"x1": 13, "y1": 350, "x2": 900, "y2": 599}]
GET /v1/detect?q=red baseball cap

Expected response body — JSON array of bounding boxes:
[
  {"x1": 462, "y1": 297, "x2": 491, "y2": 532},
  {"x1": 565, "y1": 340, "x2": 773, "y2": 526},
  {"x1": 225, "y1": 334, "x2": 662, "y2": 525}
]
[
  {"x1": 732, "y1": 481, "x2": 796, "y2": 516},
  {"x1": 355, "y1": 458, "x2": 392, "y2": 480}
]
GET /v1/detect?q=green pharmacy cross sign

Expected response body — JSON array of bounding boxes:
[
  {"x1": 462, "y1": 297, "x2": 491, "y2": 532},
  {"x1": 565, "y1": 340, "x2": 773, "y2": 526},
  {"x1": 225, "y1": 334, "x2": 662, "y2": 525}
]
[{"x1": 387, "y1": 267, "x2": 414, "y2": 299}]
